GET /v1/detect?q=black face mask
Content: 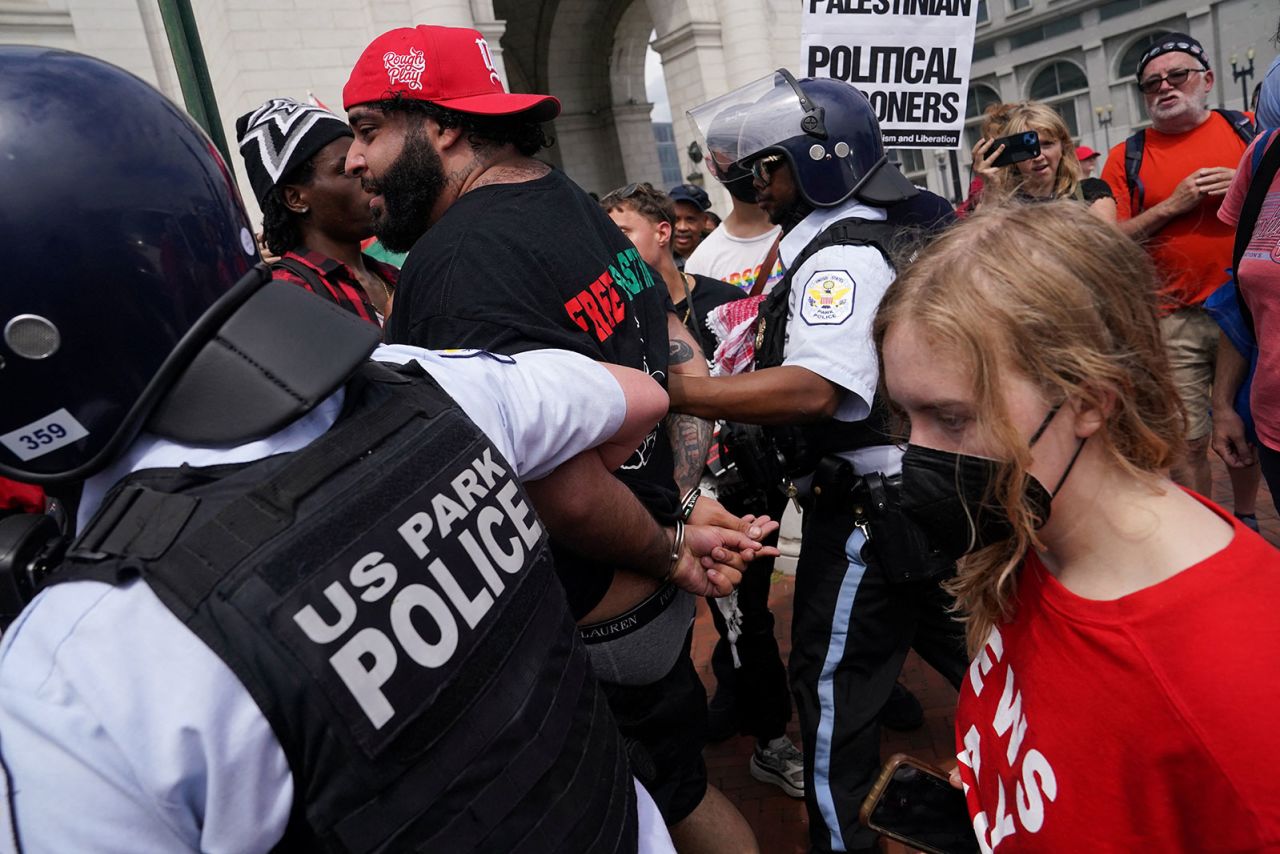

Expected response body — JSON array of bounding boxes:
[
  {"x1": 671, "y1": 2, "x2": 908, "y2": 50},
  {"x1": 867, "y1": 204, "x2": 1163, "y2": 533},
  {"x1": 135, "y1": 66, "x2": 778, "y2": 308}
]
[
  {"x1": 724, "y1": 176, "x2": 758, "y2": 204},
  {"x1": 899, "y1": 404, "x2": 1086, "y2": 561}
]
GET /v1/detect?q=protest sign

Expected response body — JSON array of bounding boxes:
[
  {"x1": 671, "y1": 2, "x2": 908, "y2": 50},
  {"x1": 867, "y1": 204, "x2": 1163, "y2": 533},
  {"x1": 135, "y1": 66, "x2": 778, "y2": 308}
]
[{"x1": 801, "y1": 0, "x2": 980, "y2": 148}]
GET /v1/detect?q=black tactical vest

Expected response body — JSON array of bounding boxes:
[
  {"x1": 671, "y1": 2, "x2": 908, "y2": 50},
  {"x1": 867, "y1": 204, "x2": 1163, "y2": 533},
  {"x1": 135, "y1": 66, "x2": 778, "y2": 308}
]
[
  {"x1": 53, "y1": 361, "x2": 638, "y2": 853},
  {"x1": 755, "y1": 217, "x2": 897, "y2": 467}
]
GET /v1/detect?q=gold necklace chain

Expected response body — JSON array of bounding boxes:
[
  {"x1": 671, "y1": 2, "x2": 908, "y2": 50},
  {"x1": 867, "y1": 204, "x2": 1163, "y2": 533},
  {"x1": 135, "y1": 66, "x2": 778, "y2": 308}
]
[
  {"x1": 367, "y1": 272, "x2": 392, "y2": 313},
  {"x1": 680, "y1": 272, "x2": 695, "y2": 323}
]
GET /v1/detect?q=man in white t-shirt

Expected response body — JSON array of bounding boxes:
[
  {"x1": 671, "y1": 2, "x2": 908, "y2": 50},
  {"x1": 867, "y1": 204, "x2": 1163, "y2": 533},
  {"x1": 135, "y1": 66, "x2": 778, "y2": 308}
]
[{"x1": 685, "y1": 180, "x2": 783, "y2": 294}]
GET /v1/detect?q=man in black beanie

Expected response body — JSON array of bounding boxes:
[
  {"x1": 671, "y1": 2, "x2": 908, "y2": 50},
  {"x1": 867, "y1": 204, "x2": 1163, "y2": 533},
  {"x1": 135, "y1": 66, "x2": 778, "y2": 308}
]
[
  {"x1": 1100, "y1": 33, "x2": 1258, "y2": 504},
  {"x1": 237, "y1": 97, "x2": 398, "y2": 326}
]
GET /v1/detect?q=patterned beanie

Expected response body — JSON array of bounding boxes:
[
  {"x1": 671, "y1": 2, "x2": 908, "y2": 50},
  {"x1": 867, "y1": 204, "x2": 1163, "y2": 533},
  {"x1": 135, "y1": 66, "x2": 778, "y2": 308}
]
[
  {"x1": 1136, "y1": 33, "x2": 1211, "y2": 81},
  {"x1": 236, "y1": 97, "x2": 353, "y2": 204}
]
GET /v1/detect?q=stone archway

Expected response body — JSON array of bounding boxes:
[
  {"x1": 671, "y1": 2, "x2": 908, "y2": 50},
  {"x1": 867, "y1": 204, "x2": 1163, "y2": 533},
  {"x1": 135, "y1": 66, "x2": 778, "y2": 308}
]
[
  {"x1": 492, "y1": 0, "x2": 797, "y2": 205},
  {"x1": 608, "y1": 1, "x2": 664, "y2": 190}
]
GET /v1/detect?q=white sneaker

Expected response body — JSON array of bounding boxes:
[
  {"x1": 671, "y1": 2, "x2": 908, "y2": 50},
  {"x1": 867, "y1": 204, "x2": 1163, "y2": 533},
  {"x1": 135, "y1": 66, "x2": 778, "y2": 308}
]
[{"x1": 749, "y1": 736, "x2": 805, "y2": 798}]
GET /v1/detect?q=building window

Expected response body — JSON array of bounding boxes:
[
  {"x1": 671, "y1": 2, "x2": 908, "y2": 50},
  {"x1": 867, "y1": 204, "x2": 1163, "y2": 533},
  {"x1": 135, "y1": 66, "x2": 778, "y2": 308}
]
[
  {"x1": 1100, "y1": 0, "x2": 1168, "y2": 22},
  {"x1": 1029, "y1": 61, "x2": 1088, "y2": 137},
  {"x1": 1008, "y1": 14, "x2": 1082, "y2": 50},
  {"x1": 652, "y1": 122, "x2": 683, "y2": 188},
  {"x1": 973, "y1": 40, "x2": 996, "y2": 62},
  {"x1": 1009, "y1": 0, "x2": 1031, "y2": 10},
  {"x1": 977, "y1": 0, "x2": 989, "y2": 25},
  {"x1": 1118, "y1": 30, "x2": 1175, "y2": 80},
  {"x1": 964, "y1": 83, "x2": 1003, "y2": 150},
  {"x1": 890, "y1": 148, "x2": 928, "y2": 185}
]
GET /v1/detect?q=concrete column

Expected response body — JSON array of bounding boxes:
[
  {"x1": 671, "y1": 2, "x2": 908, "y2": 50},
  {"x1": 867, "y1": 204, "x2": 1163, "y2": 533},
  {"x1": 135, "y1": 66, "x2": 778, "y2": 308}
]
[
  {"x1": 468, "y1": 0, "x2": 512, "y2": 89},
  {"x1": 65, "y1": 0, "x2": 159, "y2": 85},
  {"x1": 555, "y1": 110, "x2": 629, "y2": 195},
  {"x1": 713, "y1": 0, "x2": 774, "y2": 83},
  {"x1": 653, "y1": 20, "x2": 732, "y2": 214},
  {"x1": 1082, "y1": 40, "x2": 1111, "y2": 154},
  {"x1": 408, "y1": 0, "x2": 476, "y2": 28},
  {"x1": 613, "y1": 101, "x2": 665, "y2": 186}
]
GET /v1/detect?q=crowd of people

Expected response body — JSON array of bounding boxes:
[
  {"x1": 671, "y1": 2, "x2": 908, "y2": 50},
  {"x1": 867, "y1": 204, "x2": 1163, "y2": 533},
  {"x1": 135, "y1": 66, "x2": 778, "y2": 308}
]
[{"x1": 0, "y1": 20, "x2": 1278, "y2": 854}]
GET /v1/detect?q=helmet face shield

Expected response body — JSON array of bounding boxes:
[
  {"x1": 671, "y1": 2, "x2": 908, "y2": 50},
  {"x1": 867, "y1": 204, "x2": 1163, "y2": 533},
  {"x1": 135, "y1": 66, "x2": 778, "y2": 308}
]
[
  {"x1": 690, "y1": 70, "x2": 905, "y2": 209},
  {"x1": 689, "y1": 71, "x2": 808, "y2": 181}
]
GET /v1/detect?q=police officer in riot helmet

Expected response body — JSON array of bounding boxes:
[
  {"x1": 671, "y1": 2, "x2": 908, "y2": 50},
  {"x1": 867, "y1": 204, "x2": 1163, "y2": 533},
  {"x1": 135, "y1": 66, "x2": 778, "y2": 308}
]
[
  {"x1": 677, "y1": 71, "x2": 968, "y2": 854},
  {"x1": 0, "y1": 46, "x2": 773, "y2": 853}
]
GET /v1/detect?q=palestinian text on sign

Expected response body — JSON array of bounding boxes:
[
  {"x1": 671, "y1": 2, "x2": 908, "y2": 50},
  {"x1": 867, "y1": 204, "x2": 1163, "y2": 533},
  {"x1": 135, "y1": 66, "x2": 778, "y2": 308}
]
[{"x1": 802, "y1": 0, "x2": 980, "y2": 149}]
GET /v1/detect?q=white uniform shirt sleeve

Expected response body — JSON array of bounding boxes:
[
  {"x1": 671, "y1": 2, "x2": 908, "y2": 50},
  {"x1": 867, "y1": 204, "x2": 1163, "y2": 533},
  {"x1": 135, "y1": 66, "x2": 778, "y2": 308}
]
[
  {"x1": 373, "y1": 345, "x2": 628, "y2": 480},
  {"x1": 781, "y1": 244, "x2": 894, "y2": 422},
  {"x1": 0, "y1": 346, "x2": 635, "y2": 854},
  {"x1": 0, "y1": 581, "x2": 294, "y2": 854}
]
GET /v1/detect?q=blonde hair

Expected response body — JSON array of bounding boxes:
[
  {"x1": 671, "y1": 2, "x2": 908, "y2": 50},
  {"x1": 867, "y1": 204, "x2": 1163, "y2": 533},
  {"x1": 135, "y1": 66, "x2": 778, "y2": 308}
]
[
  {"x1": 873, "y1": 202, "x2": 1185, "y2": 655},
  {"x1": 981, "y1": 101, "x2": 1083, "y2": 202}
]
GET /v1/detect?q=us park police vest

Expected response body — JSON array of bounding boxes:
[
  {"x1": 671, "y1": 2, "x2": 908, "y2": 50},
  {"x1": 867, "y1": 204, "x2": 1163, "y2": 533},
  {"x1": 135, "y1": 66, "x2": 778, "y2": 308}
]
[{"x1": 54, "y1": 361, "x2": 638, "y2": 853}]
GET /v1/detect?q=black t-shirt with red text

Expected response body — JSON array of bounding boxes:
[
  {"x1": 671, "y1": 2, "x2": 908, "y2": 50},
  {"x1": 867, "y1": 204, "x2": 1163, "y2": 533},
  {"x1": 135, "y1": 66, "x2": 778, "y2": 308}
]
[{"x1": 386, "y1": 168, "x2": 677, "y2": 617}]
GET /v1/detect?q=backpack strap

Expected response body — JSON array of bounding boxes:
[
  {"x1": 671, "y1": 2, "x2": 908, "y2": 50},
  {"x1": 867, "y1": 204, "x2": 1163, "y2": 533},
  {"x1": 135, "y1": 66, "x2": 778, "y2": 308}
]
[
  {"x1": 1250, "y1": 126, "x2": 1277, "y2": 173},
  {"x1": 272, "y1": 256, "x2": 333, "y2": 302},
  {"x1": 754, "y1": 217, "x2": 896, "y2": 371},
  {"x1": 787, "y1": 217, "x2": 897, "y2": 277},
  {"x1": 761, "y1": 217, "x2": 896, "y2": 340},
  {"x1": 1124, "y1": 129, "x2": 1147, "y2": 214},
  {"x1": 1125, "y1": 111, "x2": 1257, "y2": 214},
  {"x1": 1231, "y1": 129, "x2": 1280, "y2": 338},
  {"x1": 1216, "y1": 108, "x2": 1258, "y2": 144},
  {"x1": 61, "y1": 361, "x2": 449, "y2": 616},
  {"x1": 749, "y1": 234, "x2": 782, "y2": 297}
]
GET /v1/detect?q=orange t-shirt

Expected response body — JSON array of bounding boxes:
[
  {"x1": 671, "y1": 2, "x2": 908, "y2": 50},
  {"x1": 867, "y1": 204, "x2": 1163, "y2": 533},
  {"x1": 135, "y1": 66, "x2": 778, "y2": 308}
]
[{"x1": 1102, "y1": 112, "x2": 1253, "y2": 309}]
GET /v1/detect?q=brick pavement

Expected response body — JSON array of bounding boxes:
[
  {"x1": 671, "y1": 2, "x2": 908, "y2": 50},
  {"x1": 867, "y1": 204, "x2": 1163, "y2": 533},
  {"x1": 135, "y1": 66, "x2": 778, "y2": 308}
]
[{"x1": 694, "y1": 460, "x2": 1278, "y2": 853}]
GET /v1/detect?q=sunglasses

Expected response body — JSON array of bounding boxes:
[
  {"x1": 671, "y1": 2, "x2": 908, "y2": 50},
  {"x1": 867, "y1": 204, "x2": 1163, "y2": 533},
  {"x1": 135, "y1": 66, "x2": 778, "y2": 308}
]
[
  {"x1": 750, "y1": 154, "x2": 786, "y2": 183},
  {"x1": 1137, "y1": 67, "x2": 1205, "y2": 95},
  {"x1": 613, "y1": 182, "x2": 655, "y2": 199}
]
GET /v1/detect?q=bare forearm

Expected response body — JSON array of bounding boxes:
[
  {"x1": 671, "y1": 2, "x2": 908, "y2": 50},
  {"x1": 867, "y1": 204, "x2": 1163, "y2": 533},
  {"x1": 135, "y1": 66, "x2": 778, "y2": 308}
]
[
  {"x1": 1117, "y1": 200, "x2": 1179, "y2": 241},
  {"x1": 668, "y1": 414, "x2": 711, "y2": 494},
  {"x1": 1212, "y1": 331, "x2": 1249, "y2": 410},
  {"x1": 668, "y1": 365, "x2": 841, "y2": 424},
  {"x1": 665, "y1": 312, "x2": 714, "y2": 495},
  {"x1": 525, "y1": 450, "x2": 670, "y2": 579}
]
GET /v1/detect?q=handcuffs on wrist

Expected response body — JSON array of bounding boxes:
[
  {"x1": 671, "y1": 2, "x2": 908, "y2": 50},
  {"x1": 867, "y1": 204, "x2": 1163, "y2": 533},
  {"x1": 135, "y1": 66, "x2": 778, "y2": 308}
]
[{"x1": 666, "y1": 519, "x2": 685, "y2": 581}]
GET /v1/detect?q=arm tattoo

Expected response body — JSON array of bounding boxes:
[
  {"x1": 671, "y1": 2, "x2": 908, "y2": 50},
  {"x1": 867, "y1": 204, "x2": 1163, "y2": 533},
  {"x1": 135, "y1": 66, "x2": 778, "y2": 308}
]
[
  {"x1": 666, "y1": 413, "x2": 713, "y2": 496},
  {"x1": 669, "y1": 338, "x2": 696, "y2": 366}
]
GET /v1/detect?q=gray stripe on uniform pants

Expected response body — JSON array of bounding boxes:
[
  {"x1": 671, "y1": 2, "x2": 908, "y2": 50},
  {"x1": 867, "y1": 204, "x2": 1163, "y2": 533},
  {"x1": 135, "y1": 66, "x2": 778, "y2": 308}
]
[{"x1": 814, "y1": 525, "x2": 869, "y2": 852}]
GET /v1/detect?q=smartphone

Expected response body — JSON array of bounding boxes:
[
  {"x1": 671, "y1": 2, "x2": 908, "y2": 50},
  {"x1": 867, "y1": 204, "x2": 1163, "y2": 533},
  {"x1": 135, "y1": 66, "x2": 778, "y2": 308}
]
[
  {"x1": 989, "y1": 130, "x2": 1040, "y2": 168},
  {"x1": 859, "y1": 754, "x2": 979, "y2": 854}
]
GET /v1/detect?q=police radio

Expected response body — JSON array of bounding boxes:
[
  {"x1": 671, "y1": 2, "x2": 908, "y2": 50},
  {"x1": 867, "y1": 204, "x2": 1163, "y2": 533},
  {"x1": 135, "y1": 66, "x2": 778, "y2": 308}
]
[{"x1": 0, "y1": 512, "x2": 68, "y2": 628}]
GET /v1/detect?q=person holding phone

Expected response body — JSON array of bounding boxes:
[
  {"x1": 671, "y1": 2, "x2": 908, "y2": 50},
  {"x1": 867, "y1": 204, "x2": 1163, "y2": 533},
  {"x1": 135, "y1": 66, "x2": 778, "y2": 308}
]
[
  {"x1": 874, "y1": 200, "x2": 1280, "y2": 851},
  {"x1": 970, "y1": 101, "x2": 1116, "y2": 222}
]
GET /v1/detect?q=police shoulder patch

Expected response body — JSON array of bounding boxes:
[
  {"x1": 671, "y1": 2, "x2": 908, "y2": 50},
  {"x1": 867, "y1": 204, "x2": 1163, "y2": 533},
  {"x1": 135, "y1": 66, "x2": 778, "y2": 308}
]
[{"x1": 800, "y1": 269, "x2": 856, "y2": 326}]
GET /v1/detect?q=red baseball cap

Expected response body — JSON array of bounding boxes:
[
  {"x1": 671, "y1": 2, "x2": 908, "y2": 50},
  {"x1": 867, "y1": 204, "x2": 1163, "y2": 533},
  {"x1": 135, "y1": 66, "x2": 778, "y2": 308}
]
[
  {"x1": 343, "y1": 25, "x2": 560, "y2": 122},
  {"x1": 1076, "y1": 146, "x2": 1099, "y2": 160}
]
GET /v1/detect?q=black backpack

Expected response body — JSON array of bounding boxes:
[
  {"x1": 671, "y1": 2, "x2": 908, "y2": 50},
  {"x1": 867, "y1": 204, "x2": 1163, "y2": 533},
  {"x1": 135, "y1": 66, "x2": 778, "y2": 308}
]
[{"x1": 1123, "y1": 109, "x2": 1256, "y2": 212}]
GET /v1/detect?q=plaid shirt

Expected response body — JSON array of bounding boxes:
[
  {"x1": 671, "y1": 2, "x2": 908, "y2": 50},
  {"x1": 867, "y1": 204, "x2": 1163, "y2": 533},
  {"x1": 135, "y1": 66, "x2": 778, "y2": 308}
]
[{"x1": 270, "y1": 248, "x2": 399, "y2": 328}]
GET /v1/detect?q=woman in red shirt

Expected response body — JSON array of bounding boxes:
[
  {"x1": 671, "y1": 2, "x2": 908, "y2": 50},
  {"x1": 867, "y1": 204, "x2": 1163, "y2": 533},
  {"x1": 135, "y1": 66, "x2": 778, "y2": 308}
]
[{"x1": 873, "y1": 201, "x2": 1280, "y2": 851}]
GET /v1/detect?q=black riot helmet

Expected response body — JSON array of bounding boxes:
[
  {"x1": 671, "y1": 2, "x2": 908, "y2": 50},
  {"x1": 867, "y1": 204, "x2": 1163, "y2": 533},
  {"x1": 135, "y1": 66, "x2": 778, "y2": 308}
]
[
  {"x1": 0, "y1": 47, "x2": 378, "y2": 484},
  {"x1": 689, "y1": 70, "x2": 917, "y2": 209}
]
